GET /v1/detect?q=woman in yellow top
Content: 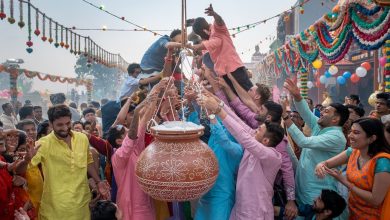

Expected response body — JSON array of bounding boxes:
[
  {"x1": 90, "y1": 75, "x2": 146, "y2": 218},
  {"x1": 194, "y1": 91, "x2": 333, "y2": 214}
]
[{"x1": 315, "y1": 118, "x2": 390, "y2": 220}]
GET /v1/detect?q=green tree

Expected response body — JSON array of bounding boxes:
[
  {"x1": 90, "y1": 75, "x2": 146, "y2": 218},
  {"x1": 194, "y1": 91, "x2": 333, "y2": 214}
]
[{"x1": 74, "y1": 56, "x2": 122, "y2": 100}]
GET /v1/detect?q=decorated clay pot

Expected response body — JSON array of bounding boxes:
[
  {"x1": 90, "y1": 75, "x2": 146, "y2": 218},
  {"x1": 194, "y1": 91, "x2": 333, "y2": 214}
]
[{"x1": 136, "y1": 121, "x2": 219, "y2": 201}]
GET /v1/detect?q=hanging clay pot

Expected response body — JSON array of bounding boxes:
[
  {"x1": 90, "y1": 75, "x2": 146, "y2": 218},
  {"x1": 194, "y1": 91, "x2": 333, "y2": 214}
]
[{"x1": 136, "y1": 121, "x2": 219, "y2": 201}]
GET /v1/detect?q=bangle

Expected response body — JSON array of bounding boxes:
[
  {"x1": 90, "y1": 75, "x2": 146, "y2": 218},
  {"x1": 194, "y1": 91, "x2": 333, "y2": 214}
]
[
  {"x1": 282, "y1": 113, "x2": 289, "y2": 121},
  {"x1": 164, "y1": 57, "x2": 173, "y2": 62}
]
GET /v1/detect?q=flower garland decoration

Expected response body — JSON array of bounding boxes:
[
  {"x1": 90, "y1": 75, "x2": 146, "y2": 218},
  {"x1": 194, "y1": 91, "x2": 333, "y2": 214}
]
[
  {"x1": 1, "y1": 0, "x2": 129, "y2": 70},
  {"x1": 41, "y1": 13, "x2": 46, "y2": 41},
  {"x1": 17, "y1": 0, "x2": 24, "y2": 28},
  {"x1": 299, "y1": 67, "x2": 309, "y2": 98},
  {"x1": 0, "y1": 0, "x2": 6, "y2": 20},
  {"x1": 60, "y1": 25, "x2": 64, "y2": 47},
  {"x1": 34, "y1": 8, "x2": 39, "y2": 36},
  {"x1": 48, "y1": 18, "x2": 53, "y2": 43},
  {"x1": 297, "y1": 38, "x2": 319, "y2": 62},
  {"x1": 54, "y1": 22, "x2": 59, "y2": 47},
  {"x1": 351, "y1": 6, "x2": 390, "y2": 50},
  {"x1": 8, "y1": 0, "x2": 14, "y2": 24},
  {"x1": 23, "y1": 69, "x2": 88, "y2": 85},
  {"x1": 385, "y1": 40, "x2": 390, "y2": 92},
  {"x1": 25, "y1": 0, "x2": 32, "y2": 53}
]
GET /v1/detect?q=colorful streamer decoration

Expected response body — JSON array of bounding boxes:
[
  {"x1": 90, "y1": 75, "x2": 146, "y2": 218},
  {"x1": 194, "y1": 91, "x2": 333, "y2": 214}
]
[{"x1": 261, "y1": 0, "x2": 390, "y2": 79}]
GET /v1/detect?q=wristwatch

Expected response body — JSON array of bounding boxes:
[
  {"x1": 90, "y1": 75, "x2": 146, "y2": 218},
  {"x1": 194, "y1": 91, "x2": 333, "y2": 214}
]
[{"x1": 208, "y1": 114, "x2": 216, "y2": 120}]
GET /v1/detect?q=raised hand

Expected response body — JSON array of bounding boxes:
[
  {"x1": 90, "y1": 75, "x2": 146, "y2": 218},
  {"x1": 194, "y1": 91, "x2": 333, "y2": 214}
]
[
  {"x1": 205, "y1": 4, "x2": 215, "y2": 16},
  {"x1": 284, "y1": 79, "x2": 301, "y2": 101},
  {"x1": 24, "y1": 140, "x2": 41, "y2": 162}
]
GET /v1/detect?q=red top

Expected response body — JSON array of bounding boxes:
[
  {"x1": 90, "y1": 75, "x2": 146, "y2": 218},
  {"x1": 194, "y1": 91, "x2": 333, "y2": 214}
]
[{"x1": 0, "y1": 156, "x2": 14, "y2": 220}]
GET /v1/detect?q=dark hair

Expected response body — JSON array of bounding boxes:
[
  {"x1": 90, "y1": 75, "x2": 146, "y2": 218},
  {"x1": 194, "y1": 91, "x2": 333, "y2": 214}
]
[
  {"x1": 90, "y1": 101, "x2": 101, "y2": 109},
  {"x1": 127, "y1": 63, "x2": 141, "y2": 75},
  {"x1": 0, "y1": 120, "x2": 3, "y2": 127},
  {"x1": 321, "y1": 189, "x2": 346, "y2": 218},
  {"x1": 83, "y1": 107, "x2": 96, "y2": 117},
  {"x1": 329, "y1": 103, "x2": 349, "y2": 126},
  {"x1": 47, "y1": 104, "x2": 72, "y2": 123},
  {"x1": 72, "y1": 121, "x2": 83, "y2": 127},
  {"x1": 105, "y1": 126, "x2": 126, "y2": 148},
  {"x1": 91, "y1": 200, "x2": 117, "y2": 220},
  {"x1": 2, "y1": 103, "x2": 11, "y2": 111},
  {"x1": 346, "y1": 105, "x2": 365, "y2": 117},
  {"x1": 37, "y1": 120, "x2": 50, "y2": 140},
  {"x1": 69, "y1": 102, "x2": 77, "y2": 109},
  {"x1": 349, "y1": 94, "x2": 360, "y2": 104},
  {"x1": 264, "y1": 122, "x2": 285, "y2": 147},
  {"x1": 256, "y1": 83, "x2": 271, "y2": 105},
  {"x1": 192, "y1": 17, "x2": 210, "y2": 40},
  {"x1": 33, "y1": 106, "x2": 42, "y2": 110},
  {"x1": 83, "y1": 121, "x2": 93, "y2": 130},
  {"x1": 353, "y1": 118, "x2": 390, "y2": 157},
  {"x1": 16, "y1": 131, "x2": 27, "y2": 151},
  {"x1": 376, "y1": 92, "x2": 390, "y2": 101},
  {"x1": 263, "y1": 101, "x2": 283, "y2": 123},
  {"x1": 19, "y1": 106, "x2": 34, "y2": 120},
  {"x1": 169, "y1": 29, "x2": 182, "y2": 39},
  {"x1": 16, "y1": 119, "x2": 36, "y2": 131},
  {"x1": 50, "y1": 93, "x2": 66, "y2": 105},
  {"x1": 80, "y1": 103, "x2": 88, "y2": 108}
]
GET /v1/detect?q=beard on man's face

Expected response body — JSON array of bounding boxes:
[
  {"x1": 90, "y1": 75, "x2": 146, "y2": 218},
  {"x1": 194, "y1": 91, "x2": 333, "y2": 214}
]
[{"x1": 54, "y1": 127, "x2": 71, "y2": 138}]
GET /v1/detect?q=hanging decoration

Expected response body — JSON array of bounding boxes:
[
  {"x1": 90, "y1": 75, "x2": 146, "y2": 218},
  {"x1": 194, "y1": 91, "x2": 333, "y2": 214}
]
[
  {"x1": 299, "y1": 68, "x2": 309, "y2": 98},
  {"x1": 0, "y1": 0, "x2": 129, "y2": 71},
  {"x1": 0, "y1": 0, "x2": 6, "y2": 20},
  {"x1": 22, "y1": 69, "x2": 88, "y2": 85},
  {"x1": 384, "y1": 40, "x2": 390, "y2": 92},
  {"x1": 8, "y1": 0, "x2": 14, "y2": 24},
  {"x1": 259, "y1": 0, "x2": 390, "y2": 81},
  {"x1": 17, "y1": 0, "x2": 24, "y2": 28},
  {"x1": 54, "y1": 22, "x2": 59, "y2": 47},
  {"x1": 34, "y1": 8, "x2": 39, "y2": 36},
  {"x1": 25, "y1": 0, "x2": 32, "y2": 53}
]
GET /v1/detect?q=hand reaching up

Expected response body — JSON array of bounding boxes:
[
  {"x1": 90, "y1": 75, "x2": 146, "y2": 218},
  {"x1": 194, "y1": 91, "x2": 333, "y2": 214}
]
[
  {"x1": 205, "y1": 4, "x2": 215, "y2": 16},
  {"x1": 284, "y1": 79, "x2": 302, "y2": 101}
]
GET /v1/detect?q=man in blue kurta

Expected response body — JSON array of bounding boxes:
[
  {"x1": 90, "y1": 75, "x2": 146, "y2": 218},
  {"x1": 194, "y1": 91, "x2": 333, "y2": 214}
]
[
  {"x1": 282, "y1": 79, "x2": 349, "y2": 208},
  {"x1": 195, "y1": 117, "x2": 243, "y2": 220}
]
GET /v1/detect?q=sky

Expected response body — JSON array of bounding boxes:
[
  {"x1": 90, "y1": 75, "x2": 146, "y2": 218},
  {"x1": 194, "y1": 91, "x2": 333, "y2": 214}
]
[{"x1": 0, "y1": 0, "x2": 296, "y2": 93}]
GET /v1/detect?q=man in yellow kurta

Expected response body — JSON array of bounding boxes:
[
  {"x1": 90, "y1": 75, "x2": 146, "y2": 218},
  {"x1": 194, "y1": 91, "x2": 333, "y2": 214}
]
[{"x1": 16, "y1": 104, "x2": 110, "y2": 220}]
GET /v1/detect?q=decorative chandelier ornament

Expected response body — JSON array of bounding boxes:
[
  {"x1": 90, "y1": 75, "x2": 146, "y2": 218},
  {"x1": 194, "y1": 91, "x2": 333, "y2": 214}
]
[
  {"x1": 136, "y1": 121, "x2": 219, "y2": 201},
  {"x1": 41, "y1": 13, "x2": 47, "y2": 41}
]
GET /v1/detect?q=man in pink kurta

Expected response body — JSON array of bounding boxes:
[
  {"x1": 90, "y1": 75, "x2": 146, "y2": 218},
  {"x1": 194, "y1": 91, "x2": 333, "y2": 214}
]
[
  {"x1": 201, "y1": 97, "x2": 282, "y2": 219},
  {"x1": 191, "y1": 4, "x2": 253, "y2": 92},
  {"x1": 112, "y1": 125, "x2": 155, "y2": 220}
]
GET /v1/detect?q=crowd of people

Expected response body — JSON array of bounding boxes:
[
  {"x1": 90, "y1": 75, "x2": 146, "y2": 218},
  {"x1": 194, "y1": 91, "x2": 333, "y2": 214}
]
[{"x1": 1, "y1": 4, "x2": 390, "y2": 220}]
